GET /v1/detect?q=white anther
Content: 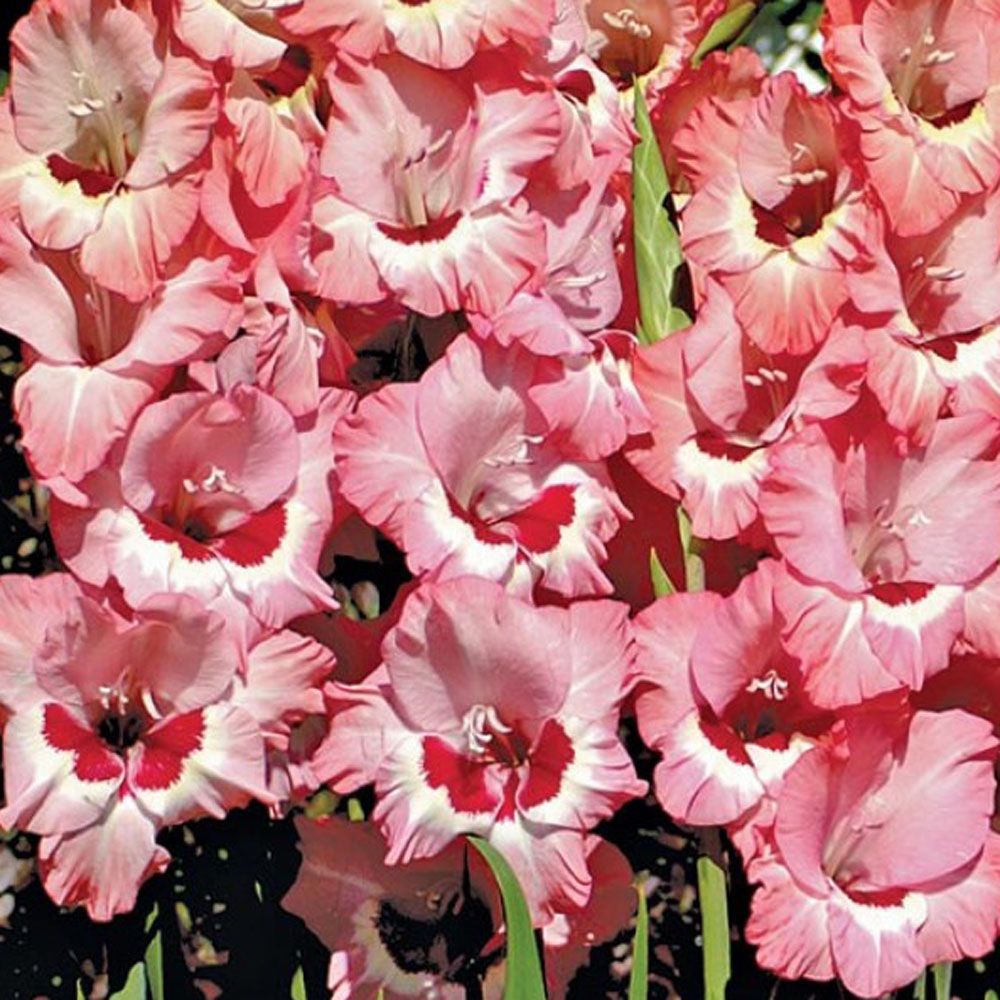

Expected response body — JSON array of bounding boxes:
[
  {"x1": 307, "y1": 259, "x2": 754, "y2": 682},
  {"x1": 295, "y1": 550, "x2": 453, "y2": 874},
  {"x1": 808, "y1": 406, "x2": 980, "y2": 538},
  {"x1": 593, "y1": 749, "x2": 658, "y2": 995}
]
[
  {"x1": 461, "y1": 704, "x2": 512, "y2": 756},
  {"x1": 910, "y1": 255, "x2": 926, "y2": 270},
  {"x1": 772, "y1": 368, "x2": 789, "y2": 383},
  {"x1": 758, "y1": 367, "x2": 777, "y2": 383},
  {"x1": 746, "y1": 668, "x2": 790, "y2": 701},
  {"x1": 907, "y1": 508, "x2": 931, "y2": 527},
  {"x1": 82, "y1": 97, "x2": 106, "y2": 112},
  {"x1": 140, "y1": 686, "x2": 163, "y2": 723},
  {"x1": 925, "y1": 265, "x2": 965, "y2": 281},
  {"x1": 899, "y1": 46, "x2": 912, "y2": 61},
  {"x1": 922, "y1": 28, "x2": 935, "y2": 45},
  {"x1": 200, "y1": 465, "x2": 241, "y2": 494},
  {"x1": 791, "y1": 142, "x2": 810, "y2": 161},
  {"x1": 778, "y1": 168, "x2": 828, "y2": 187},
  {"x1": 923, "y1": 49, "x2": 955, "y2": 66},
  {"x1": 744, "y1": 373, "x2": 764, "y2": 387},
  {"x1": 560, "y1": 271, "x2": 609, "y2": 289},
  {"x1": 98, "y1": 684, "x2": 114, "y2": 712},
  {"x1": 182, "y1": 478, "x2": 198, "y2": 494},
  {"x1": 67, "y1": 101, "x2": 95, "y2": 118}
]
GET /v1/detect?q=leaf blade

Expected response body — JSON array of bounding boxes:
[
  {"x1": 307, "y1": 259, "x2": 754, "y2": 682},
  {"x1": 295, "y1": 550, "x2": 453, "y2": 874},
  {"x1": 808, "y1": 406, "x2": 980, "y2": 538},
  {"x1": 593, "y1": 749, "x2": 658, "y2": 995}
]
[
  {"x1": 692, "y1": 2, "x2": 759, "y2": 66},
  {"x1": 697, "y1": 854, "x2": 730, "y2": 1000},
  {"x1": 468, "y1": 836, "x2": 546, "y2": 1000},
  {"x1": 649, "y1": 546, "x2": 677, "y2": 598},
  {"x1": 632, "y1": 85, "x2": 691, "y2": 346},
  {"x1": 109, "y1": 963, "x2": 147, "y2": 1000},
  {"x1": 627, "y1": 882, "x2": 649, "y2": 1000}
]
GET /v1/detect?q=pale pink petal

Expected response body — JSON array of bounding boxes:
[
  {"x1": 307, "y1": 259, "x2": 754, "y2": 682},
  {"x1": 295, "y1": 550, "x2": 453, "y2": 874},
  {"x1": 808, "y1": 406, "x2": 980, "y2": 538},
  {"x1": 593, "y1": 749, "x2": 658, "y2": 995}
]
[
  {"x1": 37, "y1": 796, "x2": 170, "y2": 923},
  {"x1": 80, "y1": 173, "x2": 201, "y2": 301},
  {"x1": 14, "y1": 361, "x2": 161, "y2": 484}
]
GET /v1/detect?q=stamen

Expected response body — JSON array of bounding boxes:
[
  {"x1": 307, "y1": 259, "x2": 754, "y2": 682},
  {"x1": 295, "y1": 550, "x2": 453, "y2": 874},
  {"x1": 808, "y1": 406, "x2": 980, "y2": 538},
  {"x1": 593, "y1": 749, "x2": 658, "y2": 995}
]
[
  {"x1": 925, "y1": 265, "x2": 965, "y2": 281},
  {"x1": 461, "y1": 704, "x2": 512, "y2": 756},
  {"x1": 559, "y1": 271, "x2": 608, "y2": 289},
  {"x1": 922, "y1": 49, "x2": 955, "y2": 66},
  {"x1": 745, "y1": 669, "x2": 790, "y2": 701}
]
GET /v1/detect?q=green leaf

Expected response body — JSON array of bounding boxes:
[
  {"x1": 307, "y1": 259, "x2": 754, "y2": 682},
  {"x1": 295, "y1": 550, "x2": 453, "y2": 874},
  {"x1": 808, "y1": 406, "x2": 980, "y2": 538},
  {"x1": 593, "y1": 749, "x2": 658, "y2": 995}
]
[
  {"x1": 649, "y1": 547, "x2": 677, "y2": 598},
  {"x1": 692, "y1": 2, "x2": 758, "y2": 66},
  {"x1": 677, "y1": 507, "x2": 705, "y2": 593},
  {"x1": 933, "y1": 962, "x2": 952, "y2": 1000},
  {"x1": 468, "y1": 836, "x2": 547, "y2": 1000},
  {"x1": 984, "y1": 990, "x2": 998, "y2": 1000},
  {"x1": 291, "y1": 965, "x2": 307, "y2": 1000},
  {"x1": 144, "y1": 903, "x2": 164, "y2": 1000},
  {"x1": 76, "y1": 981, "x2": 87, "y2": 1000},
  {"x1": 347, "y1": 797, "x2": 365, "y2": 822},
  {"x1": 632, "y1": 85, "x2": 690, "y2": 346},
  {"x1": 914, "y1": 969, "x2": 927, "y2": 1000},
  {"x1": 627, "y1": 882, "x2": 649, "y2": 1000},
  {"x1": 109, "y1": 963, "x2": 147, "y2": 1000},
  {"x1": 697, "y1": 855, "x2": 730, "y2": 1000},
  {"x1": 0, "y1": 71, "x2": 9, "y2": 98}
]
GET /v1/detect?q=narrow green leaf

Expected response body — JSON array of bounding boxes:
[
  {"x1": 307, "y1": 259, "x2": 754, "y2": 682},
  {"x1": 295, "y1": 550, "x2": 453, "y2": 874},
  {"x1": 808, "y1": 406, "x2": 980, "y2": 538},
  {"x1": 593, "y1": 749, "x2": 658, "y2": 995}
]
[
  {"x1": 291, "y1": 965, "x2": 307, "y2": 1000},
  {"x1": 109, "y1": 962, "x2": 147, "y2": 1000},
  {"x1": 914, "y1": 969, "x2": 927, "y2": 1000},
  {"x1": 0, "y1": 71, "x2": 9, "y2": 97},
  {"x1": 692, "y1": 2, "x2": 758, "y2": 66},
  {"x1": 143, "y1": 904, "x2": 164, "y2": 1000},
  {"x1": 933, "y1": 962, "x2": 952, "y2": 1000},
  {"x1": 677, "y1": 508, "x2": 705, "y2": 593},
  {"x1": 76, "y1": 981, "x2": 87, "y2": 1000},
  {"x1": 649, "y1": 546, "x2": 677, "y2": 598},
  {"x1": 468, "y1": 836, "x2": 546, "y2": 1000},
  {"x1": 627, "y1": 882, "x2": 649, "y2": 1000},
  {"x1": 697, "y1": 855, "x2": 730, "y2": 1000},
  {"x1": 347, "y1": 797, "x2": 365, "y2": 822},
  {"x1": 632, "y1": 85, "x2": 690, "y2": 346},
  {"x1": 145, "y1": 936, "x2": 164, "y2": 1000}
]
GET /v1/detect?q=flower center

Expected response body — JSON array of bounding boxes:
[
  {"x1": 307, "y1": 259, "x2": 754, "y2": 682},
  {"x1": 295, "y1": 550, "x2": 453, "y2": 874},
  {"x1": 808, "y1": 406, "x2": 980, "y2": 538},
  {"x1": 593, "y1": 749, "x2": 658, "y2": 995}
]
[
  {"x1": 95, "y1": 684, "x2": 150, "y2": 752},
  {"x1": 460, "y1": 704, "x2": 526, "y2": 766},
  {"x1": 375, "y1": 879, "x2": 498, "y2": 988},
  {"x1": 745, "y1": 668, "x2": 790, "y2": 701}
]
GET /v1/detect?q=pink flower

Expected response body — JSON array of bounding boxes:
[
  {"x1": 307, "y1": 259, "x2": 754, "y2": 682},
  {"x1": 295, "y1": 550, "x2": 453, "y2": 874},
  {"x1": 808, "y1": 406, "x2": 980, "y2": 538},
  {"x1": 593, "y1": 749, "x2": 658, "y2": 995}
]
[
  {"x1": 283, "y1": 815, "x2": 506, "y2": 1000},
  {"x1": 315, "y1": 577, "x2": 645, "y2": 921},
  {"x1": 679, "y1": 74, "x2": 878, "y2": 355},
  {"x1": 289, "y1": 0, "x2": 558, "y2": 69},
  {"x1": 761, "y1": 411, "x2": 1000, "y2": 707},
  {"x1": 8, "y1": 0, "x2": 220, "y2": 298},
  {"x1": 50, "y1": 383, "x2": 354, "y2": 632},
  {"x1": 311, "y1": 52, "x2": 559, "y2": 317},
  {"x1": 823, "y1": 0, "x2": 1000, "y2": 235},
  {"x1": 334, "y1": 334, "x2": 628, "y2": 599},
  {"x1": 626, "y1": 281, "x2": 865, "y2": 540},
  {"x1": 634, "y1": 562, "x2": 831, "y2": 826},
  {"x1": 0, "y1": 219, "x2": 242, "y2": 489},
  {"x1": 742, "y1": 709, "x2": 1000, "y2": 997},
  {"x1": 0, "y1": 574, "x2": 272, "y2": 920}
]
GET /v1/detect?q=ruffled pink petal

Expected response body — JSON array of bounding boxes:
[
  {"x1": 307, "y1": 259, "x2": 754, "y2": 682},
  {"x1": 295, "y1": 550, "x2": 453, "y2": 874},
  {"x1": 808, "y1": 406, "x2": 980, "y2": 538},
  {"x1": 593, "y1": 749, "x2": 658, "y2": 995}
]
[
  {"x1": 744, "y1": 856, "x2": 835, "y2": 984},
  {"x1": 14, "y1": 361, "x2": 162, "y2": 484},
  {"x1": 79, "y1": 172, "x2": 202, "y2": 301},
  {"x1": 37, "y1": 795, "x2": 170, "y2": 923},
  {"x1": 0, "y1": 574, "x2": 82, "y2": 712}
]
